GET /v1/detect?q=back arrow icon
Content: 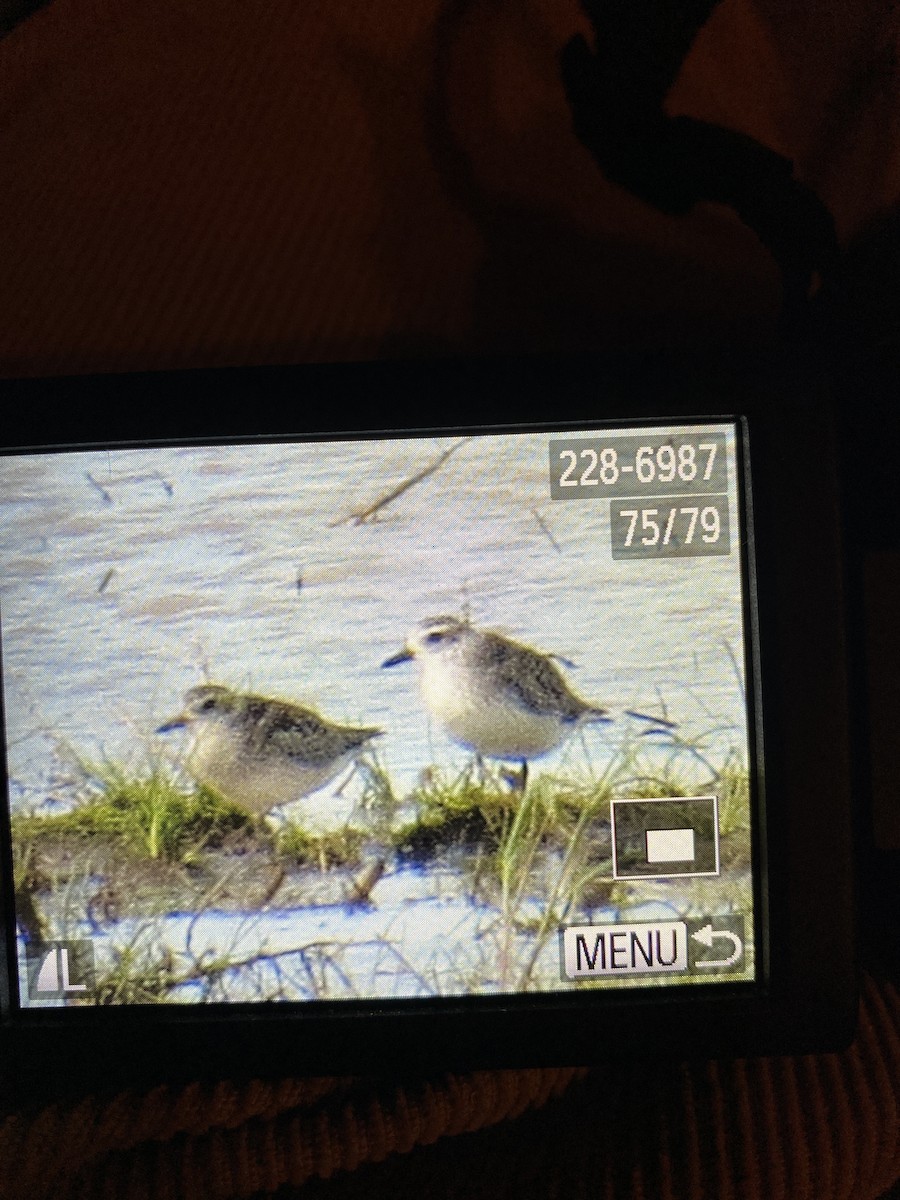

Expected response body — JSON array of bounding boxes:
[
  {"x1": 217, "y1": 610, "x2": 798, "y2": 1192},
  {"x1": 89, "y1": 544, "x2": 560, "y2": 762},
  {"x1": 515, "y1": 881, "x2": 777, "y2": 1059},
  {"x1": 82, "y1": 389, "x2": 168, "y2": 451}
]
[{"x1": 691, "y1": 923, "x2": 742, "y2": 967}]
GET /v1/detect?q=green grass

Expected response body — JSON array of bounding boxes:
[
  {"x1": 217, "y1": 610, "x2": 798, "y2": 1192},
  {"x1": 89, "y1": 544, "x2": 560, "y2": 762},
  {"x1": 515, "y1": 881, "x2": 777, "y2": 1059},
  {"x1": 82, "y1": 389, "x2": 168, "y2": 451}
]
[
  {"x1": 11, "y1": 757, "x2": 253, "y2": 865},
  {"x1": 275, "y1": 823, "x2": 366, "y2": 868},
  {"x1": 390, "y1": 763, "x2": 517, "y2": 857},
  {"x1": 92, "y1": 942, "x2": 177, "y2": 1005},
  {"x1": 13, "y1": 737, "x2": 753, "y2": 1000},
  {"x1": 12, "y1": 742, "x2": 749, "y2": 878}
]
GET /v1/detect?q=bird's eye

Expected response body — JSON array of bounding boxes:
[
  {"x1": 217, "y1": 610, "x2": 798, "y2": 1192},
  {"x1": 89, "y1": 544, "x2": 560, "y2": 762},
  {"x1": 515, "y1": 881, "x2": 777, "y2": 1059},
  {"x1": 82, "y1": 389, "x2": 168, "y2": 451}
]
[
  {"x1": 425, "y1": 631, "x2": 445, "y2": 645},
  {"x1": 200, "y1": 697, "x2": 217, "y2": 711}
]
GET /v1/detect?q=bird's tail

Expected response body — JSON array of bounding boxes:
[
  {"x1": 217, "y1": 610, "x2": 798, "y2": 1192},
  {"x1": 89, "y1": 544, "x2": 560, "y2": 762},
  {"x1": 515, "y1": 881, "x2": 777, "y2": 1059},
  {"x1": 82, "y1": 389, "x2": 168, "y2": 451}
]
[{"x1": 583, "y1": 706, "x2": 613, "y2": 725}]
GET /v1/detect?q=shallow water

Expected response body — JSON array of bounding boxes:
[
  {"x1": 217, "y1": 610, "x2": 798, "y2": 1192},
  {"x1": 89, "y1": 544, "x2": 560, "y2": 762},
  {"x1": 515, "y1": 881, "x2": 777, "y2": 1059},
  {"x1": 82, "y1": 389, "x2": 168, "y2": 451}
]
[
  {"x1": 1, "y1": 426, "x2": 748, "y2": 812},
  {"x1": 28, "y1": 859, "x2": 752, "y2": 1004}
]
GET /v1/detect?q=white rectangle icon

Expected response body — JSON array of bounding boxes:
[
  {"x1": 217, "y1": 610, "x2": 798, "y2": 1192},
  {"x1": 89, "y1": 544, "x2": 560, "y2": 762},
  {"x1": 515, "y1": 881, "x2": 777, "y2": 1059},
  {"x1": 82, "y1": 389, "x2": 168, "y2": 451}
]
[
  {"x1": 645, "y1": 827, "x2": 695, "y2": 863},
  {"x1": 562, "y1": 922, "x2": 688, "y2": 978}
]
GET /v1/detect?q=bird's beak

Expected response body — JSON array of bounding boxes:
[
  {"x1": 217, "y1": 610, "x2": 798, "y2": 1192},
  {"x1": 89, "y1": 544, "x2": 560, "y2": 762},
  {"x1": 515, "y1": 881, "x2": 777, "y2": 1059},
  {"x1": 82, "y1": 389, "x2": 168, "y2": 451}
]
[
  {"x1": 156, "y1": 714, "x2": 188, "y2": 734},
  {"x1": 381, "y1": 646, "x2": 413, "y2": 668}
]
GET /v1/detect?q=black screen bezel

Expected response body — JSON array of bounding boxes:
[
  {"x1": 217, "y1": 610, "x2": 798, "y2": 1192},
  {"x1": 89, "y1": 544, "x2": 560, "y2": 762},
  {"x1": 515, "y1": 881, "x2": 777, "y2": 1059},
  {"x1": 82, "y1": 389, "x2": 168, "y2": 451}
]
[{"x1": 0, "y1": 354, "x2": 855, "y2": 1095}]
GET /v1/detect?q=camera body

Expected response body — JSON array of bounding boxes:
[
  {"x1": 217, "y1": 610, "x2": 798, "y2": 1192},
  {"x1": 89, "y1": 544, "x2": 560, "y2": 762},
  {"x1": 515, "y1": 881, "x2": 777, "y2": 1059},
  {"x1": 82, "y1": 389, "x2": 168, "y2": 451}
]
[{"x1": 0, "y1": 355, "x2": 855, "y2": 1095}]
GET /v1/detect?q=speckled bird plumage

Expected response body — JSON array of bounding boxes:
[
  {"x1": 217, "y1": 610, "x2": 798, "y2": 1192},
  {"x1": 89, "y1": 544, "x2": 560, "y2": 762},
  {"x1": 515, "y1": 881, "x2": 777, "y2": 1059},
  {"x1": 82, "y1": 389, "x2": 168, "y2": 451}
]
[{"x1": 157, "y1": 684, "x2": 381, "y2": 816}]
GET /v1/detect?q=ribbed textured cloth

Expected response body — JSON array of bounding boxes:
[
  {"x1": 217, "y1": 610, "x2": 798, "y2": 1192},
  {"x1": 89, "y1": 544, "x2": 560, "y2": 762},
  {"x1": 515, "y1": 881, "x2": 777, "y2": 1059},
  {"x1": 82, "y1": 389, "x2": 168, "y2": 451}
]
[{"x1": 0, "y1": 975, "x2": 898, "y2": 1200}]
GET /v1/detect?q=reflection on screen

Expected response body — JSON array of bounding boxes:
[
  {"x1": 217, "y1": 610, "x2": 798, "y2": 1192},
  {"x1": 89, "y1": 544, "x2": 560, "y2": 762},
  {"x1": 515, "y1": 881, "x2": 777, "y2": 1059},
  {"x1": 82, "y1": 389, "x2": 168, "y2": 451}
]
[{"x1": 1, "y1": 422, "x2": 755, "y2": 1007}]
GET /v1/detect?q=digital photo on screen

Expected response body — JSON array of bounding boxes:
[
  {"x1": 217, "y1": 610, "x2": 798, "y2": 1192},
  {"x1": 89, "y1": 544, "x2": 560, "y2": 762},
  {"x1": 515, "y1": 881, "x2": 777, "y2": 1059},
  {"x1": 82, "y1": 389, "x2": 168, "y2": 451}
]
[{"x1": 0, "y1": 422, "x2": 756, "y2": 1008}]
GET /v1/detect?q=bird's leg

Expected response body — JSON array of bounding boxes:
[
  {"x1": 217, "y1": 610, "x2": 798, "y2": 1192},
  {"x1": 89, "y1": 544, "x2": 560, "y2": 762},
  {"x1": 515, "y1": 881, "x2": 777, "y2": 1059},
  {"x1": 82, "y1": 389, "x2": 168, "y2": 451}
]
[
  {"x1": 472, "y1": 752, "x2": 488, "y2": 790},
  {"x1": 500, "y1": 760, "x2": 528, "y2": 794},
  {"x1": 333, "y1": 760, "x2": 359, "y2": 797}
]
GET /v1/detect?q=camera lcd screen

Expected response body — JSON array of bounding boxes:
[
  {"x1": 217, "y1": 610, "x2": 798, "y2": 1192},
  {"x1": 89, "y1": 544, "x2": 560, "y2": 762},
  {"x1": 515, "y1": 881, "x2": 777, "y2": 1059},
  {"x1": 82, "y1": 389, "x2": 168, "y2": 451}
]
[{"x1": 1, "y1": 420, "x2": 757, "y2": 1009}]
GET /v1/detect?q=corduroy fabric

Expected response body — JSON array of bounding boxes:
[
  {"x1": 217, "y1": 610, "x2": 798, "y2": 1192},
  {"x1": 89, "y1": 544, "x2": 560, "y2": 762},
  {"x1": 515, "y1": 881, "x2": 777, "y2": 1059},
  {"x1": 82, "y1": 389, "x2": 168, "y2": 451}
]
[
  {"x1": 1, "y1": 976, "x2": 898, "y2": 1200},
  {"x1": 0, "y1": 1068, "x2": 585, "y2": 1199}
]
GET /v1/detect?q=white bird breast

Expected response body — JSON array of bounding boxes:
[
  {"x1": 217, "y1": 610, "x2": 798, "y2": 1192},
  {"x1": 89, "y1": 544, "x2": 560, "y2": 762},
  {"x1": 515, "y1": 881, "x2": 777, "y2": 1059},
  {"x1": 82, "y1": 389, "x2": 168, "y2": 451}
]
[
  {"x1": 187, "y1": 721, "x2": 354, "y2": 814},
  {"x1": 418, "y1": 657, "x2": 570, "y2": 760}
]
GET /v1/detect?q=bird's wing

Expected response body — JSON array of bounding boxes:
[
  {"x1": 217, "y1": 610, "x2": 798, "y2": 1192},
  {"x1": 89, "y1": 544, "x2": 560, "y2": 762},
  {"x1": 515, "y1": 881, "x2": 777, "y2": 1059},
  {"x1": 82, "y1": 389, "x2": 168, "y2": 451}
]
[
  {"x1": 257, "y1": 705, "x2": 377, "y2": 765},
  {"x1": 479, "y1": 633, "x2": 598, "y2": 721}
]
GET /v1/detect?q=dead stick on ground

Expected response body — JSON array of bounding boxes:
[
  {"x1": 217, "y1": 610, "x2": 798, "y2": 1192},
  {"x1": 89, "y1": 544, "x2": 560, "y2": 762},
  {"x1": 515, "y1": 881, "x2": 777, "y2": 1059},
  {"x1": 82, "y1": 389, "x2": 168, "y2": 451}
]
[{"x1": 331, "y1": 438, "x2": 471, "y2": 526}]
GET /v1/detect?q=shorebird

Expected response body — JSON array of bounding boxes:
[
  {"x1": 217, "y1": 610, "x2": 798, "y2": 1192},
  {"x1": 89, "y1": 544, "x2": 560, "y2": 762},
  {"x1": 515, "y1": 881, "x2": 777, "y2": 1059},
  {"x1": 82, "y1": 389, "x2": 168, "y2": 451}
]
[
  {"x1": 156, "y1": 684, "x2": 382, "y2": 816},
  {"x1": 382, "y1": 616, "x2": 610, "y2": 788}
]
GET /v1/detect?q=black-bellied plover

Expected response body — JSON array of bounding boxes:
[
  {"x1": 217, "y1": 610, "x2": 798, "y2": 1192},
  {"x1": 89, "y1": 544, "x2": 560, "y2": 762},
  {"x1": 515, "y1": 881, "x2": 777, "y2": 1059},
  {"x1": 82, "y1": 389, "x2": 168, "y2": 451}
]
[
  {"x1": 157, "y1": 684, "x2": 382, "y2": 816},
  {"x1": 382, "y1": 616, "x2": 608, "y2": 788}
]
